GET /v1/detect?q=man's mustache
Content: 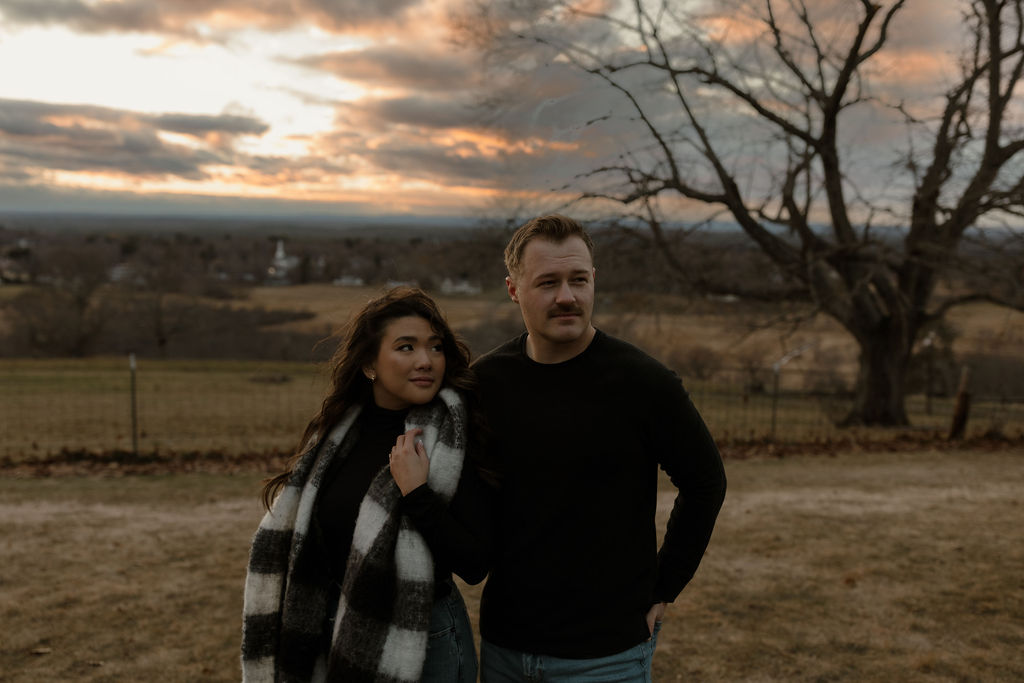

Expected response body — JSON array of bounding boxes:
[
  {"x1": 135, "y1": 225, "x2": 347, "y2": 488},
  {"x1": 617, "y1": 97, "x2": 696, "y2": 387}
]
[{"x1": 548, "y1": 305, "x2": 583, "y2": 317}]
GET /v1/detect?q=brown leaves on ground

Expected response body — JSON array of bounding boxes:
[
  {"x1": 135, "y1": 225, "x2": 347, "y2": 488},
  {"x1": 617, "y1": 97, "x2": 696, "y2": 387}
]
[{"x1": 2, "y1": 433, "x2": 1020, "y2": 477}]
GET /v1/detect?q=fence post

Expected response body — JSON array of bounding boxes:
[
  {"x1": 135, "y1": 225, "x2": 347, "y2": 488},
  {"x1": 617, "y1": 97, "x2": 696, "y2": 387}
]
[
  {"x1": 770, "y1": 366, "x2": 780, "y2": 439},
  {"x1": 769, "y1": 342, "x2": 815, "y2": 441},
  {"x1": 922, "y1": 331, "x2": 935, "y2": 415},
  {"x1": 129, "y1": 353, "x2": 139, "y2": 455}
]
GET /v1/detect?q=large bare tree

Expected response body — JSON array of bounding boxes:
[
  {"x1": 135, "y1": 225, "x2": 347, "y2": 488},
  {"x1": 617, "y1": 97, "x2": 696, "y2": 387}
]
[{"x1": 459, "y1": 0, "x2": 1024, "y2": 425}]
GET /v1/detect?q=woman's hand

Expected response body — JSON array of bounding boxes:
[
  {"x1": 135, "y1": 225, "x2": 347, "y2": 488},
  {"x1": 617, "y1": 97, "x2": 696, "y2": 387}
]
[{"x1": 389, "y1": 428, "x2": 429, "y2": 495}]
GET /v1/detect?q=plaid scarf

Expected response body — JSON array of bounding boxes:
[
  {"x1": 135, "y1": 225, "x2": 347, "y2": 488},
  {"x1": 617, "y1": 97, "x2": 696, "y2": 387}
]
[{"x1": 242, "y1": 388, "x2": 467, "y2": 682}]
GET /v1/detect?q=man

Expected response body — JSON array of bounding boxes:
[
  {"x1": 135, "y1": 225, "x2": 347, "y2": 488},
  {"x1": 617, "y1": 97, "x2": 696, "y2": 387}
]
[{"x1": 472, "y1": 214, "x2": 727, "y2": 681}]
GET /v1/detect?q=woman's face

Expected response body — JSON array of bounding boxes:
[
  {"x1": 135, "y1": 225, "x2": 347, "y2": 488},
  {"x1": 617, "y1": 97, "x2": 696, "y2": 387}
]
[{"x1": 365, "y1": 315, "x2": 446, "y2": 410}]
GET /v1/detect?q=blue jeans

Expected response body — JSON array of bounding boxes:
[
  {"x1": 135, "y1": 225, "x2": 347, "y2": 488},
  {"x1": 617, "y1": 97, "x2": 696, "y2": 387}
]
[
  {"x1": 422, "y1": 584, "x2": 478, "y2": 683},
  {"x1": 480, "y1": 623, "x2": 660, "y2": 682}
]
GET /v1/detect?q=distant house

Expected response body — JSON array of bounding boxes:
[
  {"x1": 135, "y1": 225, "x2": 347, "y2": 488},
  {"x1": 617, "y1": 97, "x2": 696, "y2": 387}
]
[
  {"x1": 0, "y1": 257, "x2": 29, "y2": 284},
  {"x1": 0, "y1": 237, "x2": 32, "y2": 284},
  {"x1": 440, "y1": 277, "x2": 482, "y2": 295},
  {"x1": 108, "y1": 262, "x2": 146, "y2": 285},
  {"x1": 266, "y1": 240, "x2": 300, "y2": 285},
  {"x1": 332, "y1": 275, "x2": 365, "y2": 287}
]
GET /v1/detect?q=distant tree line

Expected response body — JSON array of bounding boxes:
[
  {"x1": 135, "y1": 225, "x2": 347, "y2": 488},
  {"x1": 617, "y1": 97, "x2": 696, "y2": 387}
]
[
  {"x1": 1, "y1": 219, "x2": 771, "y2": 360},
  {"x1": 3, "y1": 218, "x2": 1023, "y2": 406}
]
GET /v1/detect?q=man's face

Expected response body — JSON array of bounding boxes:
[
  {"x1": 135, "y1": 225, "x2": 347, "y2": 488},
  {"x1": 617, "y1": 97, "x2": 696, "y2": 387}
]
[{"x1": 507, "y1": 236, "x2": 595, "y2": 357}]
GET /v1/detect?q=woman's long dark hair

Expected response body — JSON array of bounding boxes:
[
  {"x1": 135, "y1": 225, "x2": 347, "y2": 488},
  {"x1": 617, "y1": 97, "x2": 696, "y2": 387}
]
[{"x1": 261, "y1": 287, "x2": 477, "y2": 510}]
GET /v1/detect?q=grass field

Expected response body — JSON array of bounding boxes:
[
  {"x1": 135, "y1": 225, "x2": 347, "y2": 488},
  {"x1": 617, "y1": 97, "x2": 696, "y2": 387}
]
[
  {"x1": 237, "y1": 285, "x2": 1024, "y2": 374},
  {"x1": 2, "y1": 448, "x2": 1022, "y2": 681},
  {"x1": 3, "y1": 355, "x2": 1023, "y2": 461},
  {"x1": 4, "y1": 285, "x2": 1024, "y2": 459},
  {"x1": 0, "y1": 358, "x2": 326, "y2": 457},
  {"x1": 0, "y1": 361, "x2": 1017, "y2": 461}
]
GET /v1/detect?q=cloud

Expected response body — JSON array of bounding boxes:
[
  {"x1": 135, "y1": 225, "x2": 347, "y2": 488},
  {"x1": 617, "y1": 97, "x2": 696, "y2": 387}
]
[
  {"x1": 0, "y1": 0, "x2": 427, "y2": 39},
  {"x1": 0, "y1": 0, "x2": 196, "y2": 37},
  {"x1": 0, "y1": 182, "x2": 396, "y2": 217},
  {"x1": 0, "y1": 98, "x2": 269, "y2": 179},
  {"x1": 148, "y1": 113, "x2": 269, "y2": 137},
  {"x1": 340, "y1": 94, "x2": 482, "y2": 131},
  {"x1": 366, "y1": 140, "x2": 517, "y2": 184},
  {"x1": 448, "y1": 1, "x2": 974, "y2": 180},
  {"x1": 292, "y1": 45, "x2": 476, "y2": 91},
  {"x1": 300, "y1": 0, "x2": 423, "y2": 32}
]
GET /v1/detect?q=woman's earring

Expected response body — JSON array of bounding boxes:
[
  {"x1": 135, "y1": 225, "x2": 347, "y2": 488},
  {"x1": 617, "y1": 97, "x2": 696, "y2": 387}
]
[{"x1": 368, "y1": 372, "x2": 376, "y2": 383}]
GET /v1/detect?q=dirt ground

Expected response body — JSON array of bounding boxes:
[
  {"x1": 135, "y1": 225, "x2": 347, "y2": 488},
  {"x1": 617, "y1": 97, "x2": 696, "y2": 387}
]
[{"x1": 1, "y1": 446, "x2": 1022, "y2": 682}]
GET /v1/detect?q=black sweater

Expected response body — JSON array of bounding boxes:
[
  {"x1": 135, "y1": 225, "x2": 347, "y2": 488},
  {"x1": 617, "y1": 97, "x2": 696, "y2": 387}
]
[
  {"x1": 314, "y1": 401, "x2": 493, "y2": 597},
  {"x1": 473, "y1": 331, "x2": 727, "y2": 658}
]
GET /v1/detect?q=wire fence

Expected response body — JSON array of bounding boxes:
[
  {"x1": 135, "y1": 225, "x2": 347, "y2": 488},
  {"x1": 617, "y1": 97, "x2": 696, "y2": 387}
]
[{"x1": 2, "y1": 357, "x2": 1022, "y2": 461}]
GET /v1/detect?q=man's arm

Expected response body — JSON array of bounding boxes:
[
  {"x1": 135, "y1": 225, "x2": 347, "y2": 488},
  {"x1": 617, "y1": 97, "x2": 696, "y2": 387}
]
[{"x1": 650, "y1": 382, "x2": 727, "y2": 603}]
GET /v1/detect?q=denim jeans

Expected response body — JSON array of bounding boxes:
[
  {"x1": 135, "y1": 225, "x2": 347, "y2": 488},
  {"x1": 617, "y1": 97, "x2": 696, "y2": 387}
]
[
  {"x1": 480, "y1": 623, "x2": 661, "y2": 683},
  {"x1": 422, "y1": 584, "x2": 478, "y2": 683}
]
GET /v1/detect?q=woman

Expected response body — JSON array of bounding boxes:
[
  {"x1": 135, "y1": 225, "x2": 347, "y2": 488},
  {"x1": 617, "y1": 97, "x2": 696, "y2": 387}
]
[{"x1": 242, "y1": 287, "x2": 492, "y2": 683}]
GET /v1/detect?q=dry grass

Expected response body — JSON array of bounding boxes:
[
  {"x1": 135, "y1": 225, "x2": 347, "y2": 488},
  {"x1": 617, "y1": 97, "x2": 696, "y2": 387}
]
[
  {"x1": 233, "y1": 284, "x2": 517, "y2": 334},
  {"x1": 657, "y1": 448, "x2": 1024, "y2": 681},
  {"x1": 2, "y1": 448, "x2": 1022, "y2": 682},
  {"x1": 3, "y1": 357, "x2": 1023, "y2": 461},
  {"x1": 235, "y1": 285, "x2": 1024, "y2": 388},
  {"x1": 0, "y1": 359, "x2": 327, "y2": 457}
]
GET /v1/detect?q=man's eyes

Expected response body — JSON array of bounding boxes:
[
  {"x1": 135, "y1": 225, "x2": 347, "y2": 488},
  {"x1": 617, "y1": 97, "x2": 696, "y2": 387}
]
[{"x1": 538, "y1": 278, "x2": 587, "y2": 286}]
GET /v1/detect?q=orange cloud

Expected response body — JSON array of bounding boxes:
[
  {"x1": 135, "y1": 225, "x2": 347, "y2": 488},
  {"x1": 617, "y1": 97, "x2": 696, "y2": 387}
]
[
  {"x1": 702, "y1": 14, "x2": 765, "y2": 45},
  {"x1": 871, "y1": 49, "x2": 959, "y2": 88}
]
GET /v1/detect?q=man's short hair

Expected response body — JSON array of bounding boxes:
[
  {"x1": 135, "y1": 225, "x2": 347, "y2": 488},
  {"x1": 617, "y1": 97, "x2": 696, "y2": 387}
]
[{"x1": 504, "y1": 214, "x2": 595, "y2": 278}]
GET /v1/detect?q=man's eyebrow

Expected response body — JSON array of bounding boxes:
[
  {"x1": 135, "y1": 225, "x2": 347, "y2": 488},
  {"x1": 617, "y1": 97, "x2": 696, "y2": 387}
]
[
  {"x1": 533, "y1": 270, "x2": 590, "y2": 282},
  {"x1": 535, "y1": 267, "x2": 591, "y2": 277}
]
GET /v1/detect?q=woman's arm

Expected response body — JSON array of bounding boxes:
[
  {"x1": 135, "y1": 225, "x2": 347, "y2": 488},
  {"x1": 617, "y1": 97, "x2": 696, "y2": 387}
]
[
  {"x1": 390, "y1": 429, "x2": 495, "y2": 584},
  {"x1": 399, "y1": 465, "x2": 495, "y2": 584}
]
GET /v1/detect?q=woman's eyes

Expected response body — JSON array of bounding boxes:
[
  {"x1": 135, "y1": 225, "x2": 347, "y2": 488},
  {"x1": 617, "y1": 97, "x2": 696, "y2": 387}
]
[{"x1": 395, "y1": 343, "x2": 444, "y2": 352}]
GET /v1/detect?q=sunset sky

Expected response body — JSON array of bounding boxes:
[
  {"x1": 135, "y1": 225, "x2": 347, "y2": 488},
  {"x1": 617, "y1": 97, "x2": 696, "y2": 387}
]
[{"x1": 0, "y1": 0, "x2": 966, "y2": 221}]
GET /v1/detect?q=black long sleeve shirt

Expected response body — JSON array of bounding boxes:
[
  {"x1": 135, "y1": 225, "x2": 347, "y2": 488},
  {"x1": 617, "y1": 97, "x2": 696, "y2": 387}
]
[{"x1": 473, "y1": 330, "x2": 727, "y2": 658}]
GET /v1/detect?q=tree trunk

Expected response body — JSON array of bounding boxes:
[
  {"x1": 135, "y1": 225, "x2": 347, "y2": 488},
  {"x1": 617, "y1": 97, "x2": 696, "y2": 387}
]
[{"x1": 844, "y1": 334, "x2": 911, "y2": 426}]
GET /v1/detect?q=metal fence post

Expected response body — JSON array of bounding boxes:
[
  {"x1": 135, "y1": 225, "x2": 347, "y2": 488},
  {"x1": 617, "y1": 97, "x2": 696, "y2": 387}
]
[
  {"x1": 129, "y1": 353, "x2": 138, "y2": 455},
  {"x1": 770, "y1": 366, "x2": 780, "y2": 439},
  {"x1": 770, "y1": 342, "x2": 815, "y2": 441}
]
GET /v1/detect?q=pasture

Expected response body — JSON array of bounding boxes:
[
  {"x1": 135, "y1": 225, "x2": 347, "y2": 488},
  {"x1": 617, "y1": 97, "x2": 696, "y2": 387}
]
[
  {"x1": 3, "y1": 355, "x2": 1022, "y2": 460},
  {"x1": 3, "y1": 285, "x2": 1024, "y2": 461},
  {"x1": 1, "y1": 448, "x2": 1022, "y2": 681}
]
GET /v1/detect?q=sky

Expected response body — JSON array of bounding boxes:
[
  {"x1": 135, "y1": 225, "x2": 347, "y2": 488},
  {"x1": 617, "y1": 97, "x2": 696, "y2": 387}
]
[{"x1": 0, "y1": 0, "x2": 968, "y2": 222}]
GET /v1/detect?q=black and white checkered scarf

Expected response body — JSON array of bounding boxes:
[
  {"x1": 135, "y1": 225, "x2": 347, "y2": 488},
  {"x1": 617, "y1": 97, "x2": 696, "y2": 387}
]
[{"x1": 242, "y1": 388, "x2": 467, "y2": 682}]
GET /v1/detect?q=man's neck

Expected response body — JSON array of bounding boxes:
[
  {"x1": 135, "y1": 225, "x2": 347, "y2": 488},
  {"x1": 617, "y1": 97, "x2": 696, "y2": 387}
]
[{"x1": 525, "y1": 326, "x2": 596, "y2": 364}]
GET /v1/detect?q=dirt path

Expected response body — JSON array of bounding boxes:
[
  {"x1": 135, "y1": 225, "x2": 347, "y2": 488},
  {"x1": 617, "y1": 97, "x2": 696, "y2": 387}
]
[{"x1": 2, "y1": 448, "x2": 1022, "y2": 681}]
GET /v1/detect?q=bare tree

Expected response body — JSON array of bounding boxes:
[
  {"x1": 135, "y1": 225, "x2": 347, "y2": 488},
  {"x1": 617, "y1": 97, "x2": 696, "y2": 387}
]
[
  {"x1": 126, "y1": 241, "x2": 203, "y2": 357},
  {"x1": 5, "y1": 247, "x2": 113, "y2": 356},
  {"x1": 458, "y1": 0, "x2": 1024, "y2": 425}
]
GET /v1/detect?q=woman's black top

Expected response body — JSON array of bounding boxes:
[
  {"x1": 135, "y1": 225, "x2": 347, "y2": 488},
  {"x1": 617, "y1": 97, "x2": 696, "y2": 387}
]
[{"x1": 313, "y1": 401, "x2": 493, "y2": 598}]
